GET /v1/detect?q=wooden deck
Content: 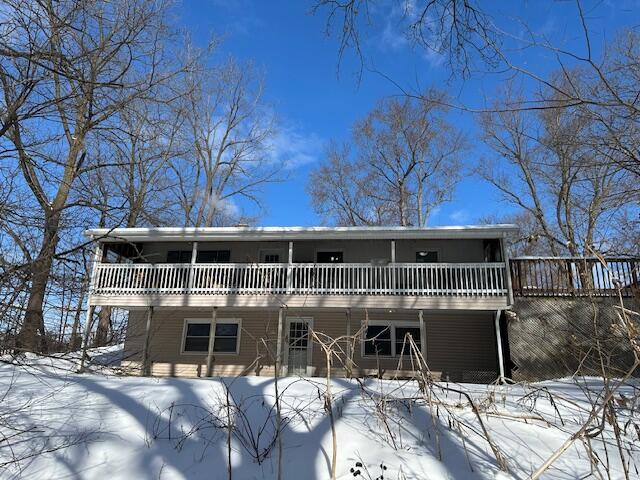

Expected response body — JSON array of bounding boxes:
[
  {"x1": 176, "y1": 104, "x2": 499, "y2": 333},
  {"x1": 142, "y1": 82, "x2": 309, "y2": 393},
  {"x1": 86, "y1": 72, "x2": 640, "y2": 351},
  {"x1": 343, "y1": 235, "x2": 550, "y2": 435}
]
[{"x1": 510, "y1": 257, "x2": 639, "y2": 297}]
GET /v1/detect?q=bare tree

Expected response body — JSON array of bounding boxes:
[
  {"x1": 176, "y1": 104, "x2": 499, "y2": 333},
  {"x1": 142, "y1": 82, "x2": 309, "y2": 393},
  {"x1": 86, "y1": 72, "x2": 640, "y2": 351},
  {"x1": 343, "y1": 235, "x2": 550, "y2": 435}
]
[
  {"x1": 312, "y1": 0, "x2": 499, "y2": 80},
  {"x1": 308, "y1": 142, "x2": 385, "y2": 226},
  {"x1": 310, "y1": 93, "x2": 465, "y2": 226},
  {"x1": 478, "y1": 80, "x2": 636, "y2": 256},
  {"x1": 86, "y1": 98, "x2": 186, "y2": 347},
  {"x1": 171, "y1": 56, "x2": 279, "y2": 227},
  {"x1": 0, "y1": 0, "x2": 184, "y2": 351}
]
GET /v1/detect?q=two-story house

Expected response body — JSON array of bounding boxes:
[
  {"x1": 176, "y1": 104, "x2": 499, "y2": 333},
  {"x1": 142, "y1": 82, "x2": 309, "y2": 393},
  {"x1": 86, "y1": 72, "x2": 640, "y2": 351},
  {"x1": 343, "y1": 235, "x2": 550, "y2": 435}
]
[{"x1": 83, "y1": 224, "x2": 517, "y2": 382}]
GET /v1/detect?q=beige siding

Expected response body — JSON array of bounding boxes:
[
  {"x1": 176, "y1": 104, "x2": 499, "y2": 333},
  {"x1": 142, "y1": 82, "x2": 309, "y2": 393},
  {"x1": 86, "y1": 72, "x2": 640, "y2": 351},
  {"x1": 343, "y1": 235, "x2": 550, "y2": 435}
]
[
  {"x1": 132, "y1": 238, "x2": 487, "y2": 264},
  {"x1": 123, "y1": 307, "x2": 499, "y2": 382},
  {"x1": 395, "y1": 239, "x2": 485, "y2": 263},
  {"x1": 292, "y1": 240, "x2": 391, "y2": 263},
  {"x1": 140, "y1": 241, "x2": 290, "y2": 263},
  {"x1": 424, "y1": 312, "x2": 498, "y2": 382}
]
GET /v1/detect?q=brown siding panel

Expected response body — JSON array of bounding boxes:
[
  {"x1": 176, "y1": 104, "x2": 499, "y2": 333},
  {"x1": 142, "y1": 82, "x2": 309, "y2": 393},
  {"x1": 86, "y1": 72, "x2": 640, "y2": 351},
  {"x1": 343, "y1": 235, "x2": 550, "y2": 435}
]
[{"x1": 122, "y1": 307, "x2": 499, "y2": 383}]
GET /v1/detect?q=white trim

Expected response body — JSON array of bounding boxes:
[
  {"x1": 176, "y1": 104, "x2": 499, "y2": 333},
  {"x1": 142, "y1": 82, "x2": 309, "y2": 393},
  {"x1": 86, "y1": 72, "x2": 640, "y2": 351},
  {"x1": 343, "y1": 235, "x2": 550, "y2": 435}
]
[
  {"x1": 284, "y1": 316, "x2": 314, "y2": 375},
  {"x1": 84, "y1": 224, "x2": 519, "y2": 242},
  {"x1": 259, "y1": 248, "x2": 285, "y2": 263},
  {"x1": 181, "y1": 317, "x2": 242, "y2": 355},
  {"x1": 361, "y1": 320, "x2": 422, "y2": 358}
]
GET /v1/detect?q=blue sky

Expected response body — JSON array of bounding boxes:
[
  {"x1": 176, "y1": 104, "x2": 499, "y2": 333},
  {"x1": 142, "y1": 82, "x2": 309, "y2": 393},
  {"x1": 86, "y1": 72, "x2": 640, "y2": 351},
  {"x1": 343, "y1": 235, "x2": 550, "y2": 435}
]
[{"x1": 177, "y1": 0, "x2": 638, "y2": 227}]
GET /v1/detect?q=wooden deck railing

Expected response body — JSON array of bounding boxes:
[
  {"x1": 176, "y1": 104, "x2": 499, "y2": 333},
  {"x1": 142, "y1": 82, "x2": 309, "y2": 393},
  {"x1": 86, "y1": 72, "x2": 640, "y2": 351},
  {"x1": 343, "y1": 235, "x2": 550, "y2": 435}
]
[
  {"x1": 91, "y1": 262, "x2": 508, "y2": 297},
  {"x1": 510, "y1": 257, "x2": 639, "y2": 297}
]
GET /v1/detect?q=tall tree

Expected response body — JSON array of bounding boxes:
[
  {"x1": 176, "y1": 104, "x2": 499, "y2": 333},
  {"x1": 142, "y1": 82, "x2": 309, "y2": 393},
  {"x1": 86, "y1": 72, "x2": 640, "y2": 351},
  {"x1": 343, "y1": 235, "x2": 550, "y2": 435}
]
[
  {"x1": 309, "y1": 94, "x2": 466, "y2": 226},
  {"x1": 171, "y1": 57, "x2": 279, "y2": 227},
  {"x1": 479, "y1": 80, "x2": 636, "y2": 256},
  {"x1": 0, "y1": 0, "x2": 181, "y2": 351}
]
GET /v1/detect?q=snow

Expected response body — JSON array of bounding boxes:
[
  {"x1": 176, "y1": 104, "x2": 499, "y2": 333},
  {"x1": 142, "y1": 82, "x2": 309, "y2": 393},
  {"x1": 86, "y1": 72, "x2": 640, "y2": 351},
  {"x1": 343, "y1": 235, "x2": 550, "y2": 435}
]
[{"x1": 1, "y1": 347, "x2": 638, "y2": 479}]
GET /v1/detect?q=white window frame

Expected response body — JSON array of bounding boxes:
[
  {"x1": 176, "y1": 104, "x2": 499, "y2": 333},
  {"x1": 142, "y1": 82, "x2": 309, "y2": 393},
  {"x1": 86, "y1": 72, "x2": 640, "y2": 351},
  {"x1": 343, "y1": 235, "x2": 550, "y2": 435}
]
[
  {"x1": 283, "y1": 316, "x2": 314, "y2": 371},
  {"x1": 361, "y1": 321, "x2": 422, "y2": 358},
  {"x1": 259, "y1": 248, "x2": 285, "y2": 263},
  {"x1": 180, "y1": 318, "x2": 242, "y2": 356}
]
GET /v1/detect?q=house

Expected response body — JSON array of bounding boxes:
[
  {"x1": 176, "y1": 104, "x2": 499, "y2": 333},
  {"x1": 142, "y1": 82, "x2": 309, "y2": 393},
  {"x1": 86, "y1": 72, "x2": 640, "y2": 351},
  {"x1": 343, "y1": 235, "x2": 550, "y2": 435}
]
[{"x1": 82, "y1": 224, "x2": 518, "y2": 382}]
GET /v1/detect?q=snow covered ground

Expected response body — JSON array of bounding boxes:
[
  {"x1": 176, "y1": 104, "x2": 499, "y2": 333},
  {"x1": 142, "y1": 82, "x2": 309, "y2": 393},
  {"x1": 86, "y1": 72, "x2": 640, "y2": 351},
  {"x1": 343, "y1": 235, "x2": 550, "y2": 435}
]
[{"x1": 1, "y1": 346, "x2": 638, "y2": 479}]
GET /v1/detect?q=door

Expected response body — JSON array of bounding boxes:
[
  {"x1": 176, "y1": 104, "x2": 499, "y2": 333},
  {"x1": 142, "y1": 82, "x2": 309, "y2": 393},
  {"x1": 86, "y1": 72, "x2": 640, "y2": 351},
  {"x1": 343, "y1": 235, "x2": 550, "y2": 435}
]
[
  {"x1": 316, "y1": 251, "x2": 343, "y2": 263},
  {"x1": 286, "y1": 318, "x2": 312, "y2": 376}
]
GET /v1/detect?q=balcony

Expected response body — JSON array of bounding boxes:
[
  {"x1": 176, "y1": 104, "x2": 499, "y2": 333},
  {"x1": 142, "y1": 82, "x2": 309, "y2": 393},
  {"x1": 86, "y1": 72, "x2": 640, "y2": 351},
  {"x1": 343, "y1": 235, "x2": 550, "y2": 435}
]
[{"x1": 89, "y1": 262, "x2": 509, "y2": 309}]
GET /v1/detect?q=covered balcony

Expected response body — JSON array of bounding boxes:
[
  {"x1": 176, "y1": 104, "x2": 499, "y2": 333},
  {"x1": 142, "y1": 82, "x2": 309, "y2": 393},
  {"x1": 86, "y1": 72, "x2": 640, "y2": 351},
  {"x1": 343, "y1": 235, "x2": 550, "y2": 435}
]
[{"x1": 84, "y1": 225, "x2": 516, "y2": 310}]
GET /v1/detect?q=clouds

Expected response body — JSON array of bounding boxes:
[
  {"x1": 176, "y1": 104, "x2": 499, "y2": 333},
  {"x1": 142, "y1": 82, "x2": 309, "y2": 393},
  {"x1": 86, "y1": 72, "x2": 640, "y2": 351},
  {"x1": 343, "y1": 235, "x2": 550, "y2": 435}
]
[
  {"x1": 376, "y1": 0, "x2": 446, "y2": 68},
  {"x1": 266, "y1": 125, "x2": 325, "y2": 169},
  {"x1": 449, "y1": 209, "x2": 470, "y2": 224}
]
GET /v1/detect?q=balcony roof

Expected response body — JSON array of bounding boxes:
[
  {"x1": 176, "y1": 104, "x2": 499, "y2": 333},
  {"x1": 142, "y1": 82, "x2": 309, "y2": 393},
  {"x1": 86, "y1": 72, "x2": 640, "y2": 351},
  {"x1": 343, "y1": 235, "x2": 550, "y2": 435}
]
[{"x1": 84, "y1": 224, "x2": 518, "y2": 242}]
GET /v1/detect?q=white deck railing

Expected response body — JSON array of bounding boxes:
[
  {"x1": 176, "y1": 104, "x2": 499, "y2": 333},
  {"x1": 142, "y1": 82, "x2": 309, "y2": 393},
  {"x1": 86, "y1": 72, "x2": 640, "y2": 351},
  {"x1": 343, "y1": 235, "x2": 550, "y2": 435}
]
[{"x1": 92, "y1": 262, "x2": 507, "y2": 297}]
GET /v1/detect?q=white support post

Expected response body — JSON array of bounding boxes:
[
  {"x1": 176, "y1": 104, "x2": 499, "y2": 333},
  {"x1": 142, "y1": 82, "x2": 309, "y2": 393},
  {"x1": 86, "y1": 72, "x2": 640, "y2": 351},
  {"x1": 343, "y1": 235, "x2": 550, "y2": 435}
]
[
  {"x1": 391, "y1": 240, "x2": 396, "y2": 291},
  {"x1": 142, "y1": 306, "x2": 154, "y2": 377},
  {"x1": 276, "y1": 307, "x2": 284, "y2": 376},
  {"x1": 418, "y1": 310, "x2": 427, "y2": 362},
  {"x1": 286, "y1": 241, "x2": 293, "y2": 293},
  {"x1": 188, "y1": 241, "x2": 198, "y2": 290},
  {"x1": 206, "y1": 307, "x2": 218, "y2": 377},
  {"x1": 494, "y1": 310, "x2": 506, "y2": 383},
  {"x1": 191, "y1": 241, "x2": 199, "y2": 264},
  {"x1": 501, "y1": 234, "x2": 514, "y2": 306},
  {"x1": 87, "y1": 242, "x2": 103, "y2": 300}
]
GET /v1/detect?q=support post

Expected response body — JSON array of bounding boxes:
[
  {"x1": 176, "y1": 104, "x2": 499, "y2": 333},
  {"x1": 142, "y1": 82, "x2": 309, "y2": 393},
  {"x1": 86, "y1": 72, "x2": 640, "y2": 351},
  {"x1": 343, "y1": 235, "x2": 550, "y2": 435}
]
[
  {"x1": 142, "y1": 306, "x2": 154, "y2": 376},
  {"x1": 501, "y1": 235, "x2": 514, "y2": 306},
  {"x1": 276, "y1": 307, "x2": 284, "y2": 376},
  {"x1": 345, "y1": 308, "x2": 352, "y2": 377},
  {"x1": 286, "y1": 241, "x2": 293, "y2": 293},
  {"x1": 191, "y1": 241, "x2": 199, "y2": 263},
  {"x1": 418, "y1": 310, "x2": 426, "y2": 362},
  {"x1": 78, "y1": 305, "x2": 95, "y2": 373},
  {"x1": 391, "y1": 240, "x2": 396, "y2": 291},
  {"x1": 206, "y1": 307, "x2": 218, "y2": 377},
  {"x1": 187, "y1": 241, "x2": 198, "y2": 290},
  {"x1": 494, "y1": 310, "x2": 506, "y2": 383},
  {"x1": 78, "y1": 241, "x2": 103, "y2": 372}
]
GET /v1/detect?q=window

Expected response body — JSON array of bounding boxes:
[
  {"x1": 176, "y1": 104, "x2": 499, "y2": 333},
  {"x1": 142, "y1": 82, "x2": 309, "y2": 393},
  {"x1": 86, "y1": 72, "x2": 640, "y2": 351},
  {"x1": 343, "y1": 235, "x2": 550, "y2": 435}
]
[
  {"x1": 167, "y1": 250, "x2": 192, "y2": 263},
  {"x1": 364, "y1": 325, "x2": 392, "y2": 356},
  {"x1": 317, "y1": 251, "x2": 343, "y2": 263},
  {"x1": 263, "y1": 254, "x2": 280, "y2": 263},
  {"x1": 183, "y1": 322, "x2": 210, "y2": 352},
  {"x1": 363, "y1": 323, "x2": 422, "y2": 357},
  {"x1": 416, "y1": 251, "x2": 438, "y2": 263},
  {"x1": 213, "y1": 322, "x2": 240, "y2": 353},
  {"x1": 394, "y1": 327, "x2": 421, "y2": 355},
  {"x1": 196, "y1": 250, "x2": 231, "y2": 263},
  {"x1": 182, "y1": 319, "x2": 241, "y2": 354},
  {"x1": 483, "y1": 239, "x2": 503, "y2": 262}
]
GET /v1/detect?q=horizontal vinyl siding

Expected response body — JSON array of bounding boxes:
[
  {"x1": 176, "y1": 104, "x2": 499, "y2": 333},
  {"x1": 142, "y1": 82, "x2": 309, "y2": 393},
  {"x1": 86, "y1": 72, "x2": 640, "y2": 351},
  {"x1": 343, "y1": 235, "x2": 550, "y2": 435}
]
[
  {"x1": 425, "y1": 312, "x2": 498, "y2": 381},
  {"x1": 123, "y1": 308, "x2": 498, "y2": 382},
  {"x1": 124, "y1": 308, "x2": 280, "y2": 377}
]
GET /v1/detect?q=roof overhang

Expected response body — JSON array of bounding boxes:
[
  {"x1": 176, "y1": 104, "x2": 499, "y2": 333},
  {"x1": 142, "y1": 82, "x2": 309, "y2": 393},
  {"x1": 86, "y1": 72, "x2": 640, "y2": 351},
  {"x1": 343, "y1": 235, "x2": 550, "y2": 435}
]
[{"x1": 83, "y1": 224, "x2": 519, "y2": 243}]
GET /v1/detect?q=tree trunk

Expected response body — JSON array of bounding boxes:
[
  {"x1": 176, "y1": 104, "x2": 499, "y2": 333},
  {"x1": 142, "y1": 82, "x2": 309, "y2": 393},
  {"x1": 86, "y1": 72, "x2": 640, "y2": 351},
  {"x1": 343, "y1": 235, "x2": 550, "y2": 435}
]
[
  {"x1": 16, "y1": 210, "x2": 61, "y2": 352},
  {"x1": 93, "y1": 306, "x2": 112, "y2": 347},
  {"x1": 69, "y1": 278, "x2": 88, "y2": 351}
]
